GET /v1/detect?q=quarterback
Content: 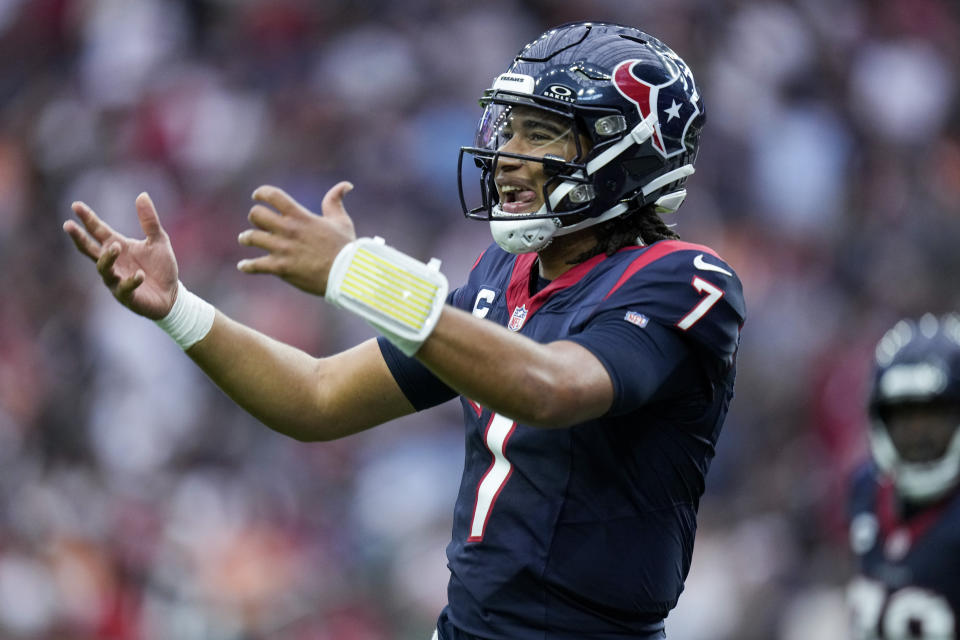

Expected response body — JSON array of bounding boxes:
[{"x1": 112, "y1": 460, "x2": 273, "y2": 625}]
[{"x1": 65, "y1": 22, "x2": 745, "y2": 640}]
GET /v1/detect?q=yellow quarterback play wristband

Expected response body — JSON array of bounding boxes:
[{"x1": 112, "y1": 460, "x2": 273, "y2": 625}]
[{"x1": 325, "y1": 237, "x2": 448, "y2": 356}]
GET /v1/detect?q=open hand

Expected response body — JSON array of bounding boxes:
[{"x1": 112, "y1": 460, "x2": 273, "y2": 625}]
[
  {"x1": 237, "y1": 181, "x2": 357, "y2": 296},
  {"x1": 63, "y1": 193, "x2": 179, "y2": 320}
]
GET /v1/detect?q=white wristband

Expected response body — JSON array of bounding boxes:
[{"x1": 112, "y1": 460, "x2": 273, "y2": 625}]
[
  {"x1": 155, "y1": 281, "x2": 216, "y2": 350},
  {"x1": 325, "y1": 237, "x2": 448, "y2": 356}
]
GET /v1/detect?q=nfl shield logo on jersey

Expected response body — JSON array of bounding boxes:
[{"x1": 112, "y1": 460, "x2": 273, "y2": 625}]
[
  {"x1": 508, "y1": 305, "x2": 528, "y2": 331},
  {"x1": 624, "y1": 310, "x2": 649, "y2": 328}
]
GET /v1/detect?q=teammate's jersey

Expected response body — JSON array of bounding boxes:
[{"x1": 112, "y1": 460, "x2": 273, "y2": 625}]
[
  {"x1": 847, "y1": 463, "x2": 960, "y2": 640},
  {"x1": 380, "y1": 239, "x2": 746, "y2": 639}
]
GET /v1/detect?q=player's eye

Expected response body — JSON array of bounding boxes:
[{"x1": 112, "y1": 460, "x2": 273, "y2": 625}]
[{"x1": 526, "y1": 121, "x2": 570, "y2": 145}]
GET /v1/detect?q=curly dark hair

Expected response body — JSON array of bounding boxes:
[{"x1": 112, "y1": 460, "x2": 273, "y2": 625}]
[{"x1": 569, "y1": 204, "x2": 679, "y2": 264}]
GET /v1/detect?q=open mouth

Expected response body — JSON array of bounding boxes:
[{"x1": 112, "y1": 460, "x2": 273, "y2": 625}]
[{"x1": 499, "y1": 184, "x2": 539, "y2": 214}]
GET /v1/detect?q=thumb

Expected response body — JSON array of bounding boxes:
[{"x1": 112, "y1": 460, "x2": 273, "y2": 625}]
[
  {"x1": 321, "y1": 181, "x2": 354, "y2": 222},
  {"x1": 135, "y1": 192, "x2": 165, "y2": 240}
]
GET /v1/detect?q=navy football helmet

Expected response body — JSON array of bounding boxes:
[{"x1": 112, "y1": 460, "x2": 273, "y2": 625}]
[
  {"x1": 869, "y1": 313, "x2": 960, "y2": 501},
  {"x1": 458, "y1": 21, "x2": 705, "y2": 254}
]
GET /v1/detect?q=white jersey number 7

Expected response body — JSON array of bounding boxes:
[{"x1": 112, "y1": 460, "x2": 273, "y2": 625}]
[{"x1": 677, "y1": 276, "x2": 724, "y2": 330}]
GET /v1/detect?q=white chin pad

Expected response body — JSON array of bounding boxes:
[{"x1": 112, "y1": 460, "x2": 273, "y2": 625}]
[{"x1": 490, "y1": 214, "x2": 560, "y2": 254}]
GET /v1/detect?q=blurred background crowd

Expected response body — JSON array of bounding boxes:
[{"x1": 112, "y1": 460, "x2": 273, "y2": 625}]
[{"x1": 1, "y1": 0, "x2": 959, "y2": 638}]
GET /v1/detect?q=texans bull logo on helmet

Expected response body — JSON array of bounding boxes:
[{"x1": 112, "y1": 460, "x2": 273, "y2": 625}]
[{"x1": 612, "y1": 59, "x2": 701, "y2": 160}]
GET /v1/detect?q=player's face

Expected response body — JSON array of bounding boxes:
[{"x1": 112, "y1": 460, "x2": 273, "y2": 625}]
[
  {"x1": 883, "y1": 403, "x2": 960, "y2": 464},
  {"x1": 491, "y1": 106, "x2": 587, "y2": 215}
]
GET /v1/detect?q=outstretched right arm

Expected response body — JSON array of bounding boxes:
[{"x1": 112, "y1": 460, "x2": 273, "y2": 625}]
[
  {"x1": 186, "y1": 320, "x2": 414, "y2": 441},
  {"x1": 63, "y1": 194, "x2": 414, "y2": 442}
]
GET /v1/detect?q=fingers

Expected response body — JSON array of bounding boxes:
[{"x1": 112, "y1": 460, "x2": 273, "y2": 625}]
[
  {"x1": 71, "y1": 201, "x2": 118, "y2": 243},
  {"x1": 247, "y1": 203, "x2": 287, "y2": 232},
  {"x1": 238, "y1": 228, "x2": 284, "y2": 252},
  {"x1": 251, "y1": 185, "x2": 314, "y2": 220},
  {"x1": 115, "y1": 270, "x2": 145, "y2": 299},
  {"x1": 236, "y1": 227, "x2": 288, "y2": 275},
  {"x1": 96, "y1": 241, "x2": 122, "y2": 285},
  {"x1": 237, "y1": 255, "x2": 282, "y2": 275},
  {"x1": 135, "y1": 192, "x2": 165, "y2": 241},
  {"x1": 320, "y1": 181, "x2": 354, "y2": 223},
  {"x1": 63, "y1": 219, "x2": 102, "y2": 262},
  {"x1": 248, "y1": 182, "x2": 354, "y2": 230},
  {"x1": 239, "y1": 204, "x2": 292, "y2": 275}
]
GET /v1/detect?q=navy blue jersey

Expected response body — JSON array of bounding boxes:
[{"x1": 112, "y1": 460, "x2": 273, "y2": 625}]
[
  {"x1": 379, "y1": 240, "x2": 745, "y2": 639},
  {"x1": 847, "y1": 463, "x2": 960, "y2": 639}
]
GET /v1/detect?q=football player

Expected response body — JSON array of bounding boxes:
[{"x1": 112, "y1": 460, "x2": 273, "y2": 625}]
[
  {"x1": 64, "y1": 22, "x2": 745, "y2": 640},
  {"x1": 848, "y1": 313, "x2": 960, "y2": 639}
]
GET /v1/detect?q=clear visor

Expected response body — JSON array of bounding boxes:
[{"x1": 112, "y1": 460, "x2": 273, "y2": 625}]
[
  {"x1": 458, "y1": 101, "x2": 590, "y2": 221},
  {"x1": 474, "y1": 103, "x2": 578, "y2": 155}
]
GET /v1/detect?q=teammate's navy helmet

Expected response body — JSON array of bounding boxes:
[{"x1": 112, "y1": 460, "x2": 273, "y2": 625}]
[
  {"x1": 458, "y1": 21, "x2": 705, "y2": 254},
  {"x1": 869, "y1": 313, "x2": 960, "y2": 501}
]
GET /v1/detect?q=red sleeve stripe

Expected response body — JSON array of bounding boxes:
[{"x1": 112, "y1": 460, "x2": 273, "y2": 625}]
[
  {"x1": 603, "y1": 240, "x2": 721, "y2": 300},
  {"x1": 470, "y1": 249, "x2": 487, "y2": 272}
]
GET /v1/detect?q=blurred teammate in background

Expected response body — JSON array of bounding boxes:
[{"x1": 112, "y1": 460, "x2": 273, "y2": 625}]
[
  {"x1": 848, "y1": 313, "x2": 960, "y2": 639},
  {"x1": 64, "y1": 21, "x2": 745, "y2": 640}
]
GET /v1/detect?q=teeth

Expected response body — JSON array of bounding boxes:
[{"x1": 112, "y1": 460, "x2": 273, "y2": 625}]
[{"x1": 500, "y1": 185, "x2": 523, "y2": 193}]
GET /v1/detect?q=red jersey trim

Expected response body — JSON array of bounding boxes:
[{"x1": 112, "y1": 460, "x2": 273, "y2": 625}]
[
  {"x1": 470, "y1": 248, "x2": 487, "y2": 272},
  {"x1": 465, "y1": 398, "x2": 483, "y2": 418},
  {"x1": 503, "y1": 251, "x2": 609, "y2": 329},
  {"x1": 500, "y1": 241, "x2": 724, "y2": 330},
  {"x1": 603, "y1": 240, "x2": 721, "y2": 301},
  {"x1": 876, "y1": 479, "x2": 957, "y2": 550}
]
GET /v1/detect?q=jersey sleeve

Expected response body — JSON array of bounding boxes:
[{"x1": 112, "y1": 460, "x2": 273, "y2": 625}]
[
  {"x1": 377, "y1": 337, "x2": 457, "y2": 410},
  {"x1": 565, "y1": 310, "x2": 696, "y2": 415},
  {"x1": 594, "y1": 246, "x2": 746, "y2": 367},
  {"x1": 375, "y1": 286, "x2": 465, "y2": 411}
]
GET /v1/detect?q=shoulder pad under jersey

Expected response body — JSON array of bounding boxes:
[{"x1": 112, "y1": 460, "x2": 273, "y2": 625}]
[{"x1": 597, "y1": 240, "x2": 746, "y2": 364}]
